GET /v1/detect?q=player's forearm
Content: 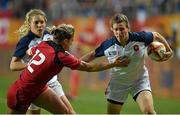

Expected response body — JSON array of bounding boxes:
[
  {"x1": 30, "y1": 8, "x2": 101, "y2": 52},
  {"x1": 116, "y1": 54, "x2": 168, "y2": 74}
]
[
  {"x1": 153, "y1": 32, "x2": 172, "y2": 52},
  {"x1": 77, "y1": 61, "x2": 114, "y2": 72},
  {"x1": 80, "y1": 51, "x2": 96, "y2": 62},
  {"x1": 88, "y1": 62, "x2": 115, "y2": 72},
  {"x1": 77, "y1": 56, "x2": 129, "y2": 72}
]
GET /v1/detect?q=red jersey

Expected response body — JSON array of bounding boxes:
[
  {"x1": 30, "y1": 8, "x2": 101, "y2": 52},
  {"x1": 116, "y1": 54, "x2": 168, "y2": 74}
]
[{"x1": 7, "y1": 41, "x2": 81, "y2": 111}]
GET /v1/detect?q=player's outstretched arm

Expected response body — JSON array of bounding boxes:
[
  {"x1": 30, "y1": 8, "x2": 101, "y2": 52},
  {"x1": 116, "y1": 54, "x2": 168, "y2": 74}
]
[
  {"x1": 77, "y1": 56, "x2": 130, "y2": 72},
  {"x1": 80, "y1": 51, "x2": 96, "y2": 62},
  {"x1": 152, "y1": 32, "x2": 173, "y2": 61}
]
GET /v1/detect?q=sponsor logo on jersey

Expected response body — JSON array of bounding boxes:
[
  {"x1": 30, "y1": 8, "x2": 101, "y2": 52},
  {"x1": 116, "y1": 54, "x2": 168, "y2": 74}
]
[{"x1": 133, "y1": 45, "x2": 139, "y2": 51}]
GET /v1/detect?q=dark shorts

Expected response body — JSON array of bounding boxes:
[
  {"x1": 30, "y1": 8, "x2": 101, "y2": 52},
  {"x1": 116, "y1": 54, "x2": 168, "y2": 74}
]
[{"x1": 107, "y1": 98, "x2": 124, "y2": 105}]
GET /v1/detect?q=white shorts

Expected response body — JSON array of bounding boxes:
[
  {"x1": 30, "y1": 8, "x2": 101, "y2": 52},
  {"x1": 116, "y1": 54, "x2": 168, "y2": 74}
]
[
  {"x1": 105, "y1": 75, "x2": 151, "y2": 104},
  {"x1": 28, "y1": 80, "x2": 65, "y2": 110}
]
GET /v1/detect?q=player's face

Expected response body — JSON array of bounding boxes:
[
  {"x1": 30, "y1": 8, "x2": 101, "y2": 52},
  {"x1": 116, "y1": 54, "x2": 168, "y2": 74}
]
[
  {"x1": 30, "y1": 15, "x2": 46, "y2": 37},
  {"x1": 64, "y1": 37, "x2": 74, "y2": 51},
  {"x1": 111, "y1": 22, "x2": 129, "y2": 45}
]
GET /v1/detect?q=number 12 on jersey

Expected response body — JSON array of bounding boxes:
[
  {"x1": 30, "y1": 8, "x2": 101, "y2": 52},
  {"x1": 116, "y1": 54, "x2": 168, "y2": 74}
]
[{"x1": 28, "y1": 49, "x2": 46, "y2": 73}]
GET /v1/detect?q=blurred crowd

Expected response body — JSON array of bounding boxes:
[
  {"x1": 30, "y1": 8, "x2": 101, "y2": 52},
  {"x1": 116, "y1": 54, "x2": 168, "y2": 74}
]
[
  {"x1": 0, "y1": 0, "x2": 180, "y2": 21},
  {"x1": 0, "y1": 0, "x2": 179, "y2": 56}
]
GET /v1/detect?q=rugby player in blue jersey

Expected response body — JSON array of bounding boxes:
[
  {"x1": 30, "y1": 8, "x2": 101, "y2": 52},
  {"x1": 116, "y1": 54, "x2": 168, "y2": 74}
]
[{"x1": 81, "y1": 13, "x2": 173, "y2": 114}]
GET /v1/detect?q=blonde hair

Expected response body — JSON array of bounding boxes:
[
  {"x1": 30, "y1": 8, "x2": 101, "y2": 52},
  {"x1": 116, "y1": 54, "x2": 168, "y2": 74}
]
[
  {"x1": 47, "y1": 24, "x2": 75, "y2": 42},
  {"x1": 16, "y1": 9, "x2": 47, "y2": 37}
]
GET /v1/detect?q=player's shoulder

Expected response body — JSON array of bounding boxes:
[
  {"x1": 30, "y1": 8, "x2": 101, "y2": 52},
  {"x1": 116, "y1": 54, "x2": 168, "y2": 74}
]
[
  {"x1": 19, "y1": 31, "x2": 39, "y2": 43},
  {"x1": 101, "y1": 36, "x2": 117, "y2": 46},
  {"x1": 19, "y1": 34, "x2": 31, "y2": 42},
  {"x1": 129, "y1": 31, "x2": 153, "y2": 42},
  {"x1": 16, "y1": 34, "x2": 34, "y2": 47},
  {"x1": 129, "y1": 31, "x2": 153, "y2": 38},
  {"x1": 96, "y1": 36, "x2": 118, "y2": 50}
]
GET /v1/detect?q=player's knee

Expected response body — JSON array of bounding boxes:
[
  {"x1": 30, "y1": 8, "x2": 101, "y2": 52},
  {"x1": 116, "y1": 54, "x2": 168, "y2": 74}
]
[
  {"x1": 144, "y1": 110, "x2": 156, "y2": 115},
  {"x1": 143, "y1": 107, "x2": 156, "y2": 115},
  {"x1": 67, "y1": 109, "x2": 76, "y2": 114}
]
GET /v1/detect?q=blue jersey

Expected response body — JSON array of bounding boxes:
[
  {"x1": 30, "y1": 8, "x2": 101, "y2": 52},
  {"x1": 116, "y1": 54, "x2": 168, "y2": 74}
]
[
  {"x1": 13, "y1": 31, "x2": 49, "y2": 62},
  {"x1": 95, "y1": 31, "x2": 153, "y2": 84}
]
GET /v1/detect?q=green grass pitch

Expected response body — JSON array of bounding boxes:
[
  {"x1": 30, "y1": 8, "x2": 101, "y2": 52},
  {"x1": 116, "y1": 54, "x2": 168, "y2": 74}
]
[{"x1": 0, "y1": 76, "x2": 180, "y2": 114}]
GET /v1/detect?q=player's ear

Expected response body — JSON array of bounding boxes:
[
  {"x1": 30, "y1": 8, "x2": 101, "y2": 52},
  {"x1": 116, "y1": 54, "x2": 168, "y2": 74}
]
[
  {"x1": 63, "y1": 38, "x2": 69, "y2": 44},
  {"x1": 110, "y1": 27, "x2": 113, "y2": 31}
]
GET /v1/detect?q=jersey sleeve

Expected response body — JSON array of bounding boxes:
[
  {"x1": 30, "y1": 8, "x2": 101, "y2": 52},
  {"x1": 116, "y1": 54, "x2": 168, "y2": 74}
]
[
  {"x1": 95, "y1": 37, "x2": 114, "y2": 57},
  {"x1": 130, "y1": 31, "x2": 153, "y2": 46},
  {"x1": 58, "y1": 51, "x2": 81, "y2": 69},
  {"x1": 13, "y1": 37, "x2": 32, "y2": 58},
  {"x1": 95, "y1": 43, "x2": 106, "y2": 57}
]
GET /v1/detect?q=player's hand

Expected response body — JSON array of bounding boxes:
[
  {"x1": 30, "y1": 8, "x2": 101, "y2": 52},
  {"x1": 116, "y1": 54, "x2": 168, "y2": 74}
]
[
  {"x1": 26, "y1": 47, "x2": 33, "y2": 56},
  {"x1": 159, "y1": 50, "x2": 173, "y2": 62},
  {"x1": 114, "y1": 56, "x2": 130, "y2": 67}
]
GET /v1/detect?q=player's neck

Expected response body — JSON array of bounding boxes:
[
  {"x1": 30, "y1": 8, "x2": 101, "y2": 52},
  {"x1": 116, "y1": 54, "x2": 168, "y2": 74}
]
[{"x1": 119, "y1": 39, "x2": 128, "y2": 47}]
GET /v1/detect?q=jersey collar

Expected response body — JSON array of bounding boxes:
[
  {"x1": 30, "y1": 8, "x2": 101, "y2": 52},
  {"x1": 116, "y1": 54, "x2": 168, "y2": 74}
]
[
  {"x1": 47, "y1": 41, "x2": 65, "y2": 52},
  {"x1": 113, "y1": 32, "x2": 131, "y2": 47}
]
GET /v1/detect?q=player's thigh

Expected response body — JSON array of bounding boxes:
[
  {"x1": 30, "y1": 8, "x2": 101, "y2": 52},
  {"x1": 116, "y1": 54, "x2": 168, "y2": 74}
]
[
  {"x1": 130, "y1": 75, "x2": 151, "y2": 102},
  {"x1": 136, "y1": 90, "x2": 155, "y2": 113},
  {"x1": 48, "y1": 80, "x2": 65, "y2": 96},
  {"x1": 48, "y1": 81, "x2": 75, "y2": 113},
  {"x1": 32, "y1": 87, "x2": 68, "y2": 114},
  {"x1": 130, "y1": 76, "x2": 155, "y2": 111}
]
